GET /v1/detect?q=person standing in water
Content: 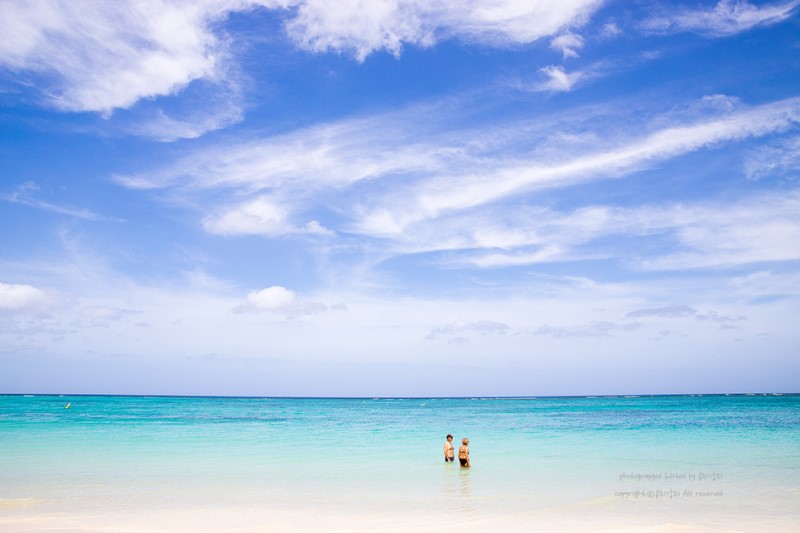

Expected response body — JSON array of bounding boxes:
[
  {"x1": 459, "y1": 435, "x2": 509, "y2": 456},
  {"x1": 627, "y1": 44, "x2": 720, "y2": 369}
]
[
  {"x1": 444, "y1": 434, "x2": 455, "y2": 462},
  {"x1": 458, "y1": 437, "x2": 470, "y2": 467}
]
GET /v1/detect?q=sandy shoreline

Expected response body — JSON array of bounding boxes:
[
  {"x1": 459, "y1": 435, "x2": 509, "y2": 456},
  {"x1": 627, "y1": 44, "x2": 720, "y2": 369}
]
[{"x1": 3, "y1": 502, "x2": 798, "y2": 533}]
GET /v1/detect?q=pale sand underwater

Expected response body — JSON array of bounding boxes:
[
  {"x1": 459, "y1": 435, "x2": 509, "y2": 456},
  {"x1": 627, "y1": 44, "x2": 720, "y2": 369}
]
[
  {"x1": 3, "y1": 500, "x2": 800, "y2": 532},
  {"x1": 2, "y1": 395, "x2": 798, "y2": 531}
]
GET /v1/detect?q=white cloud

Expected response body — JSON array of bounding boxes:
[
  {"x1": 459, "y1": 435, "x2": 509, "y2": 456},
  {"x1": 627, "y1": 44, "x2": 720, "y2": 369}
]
[
  {"x1": 234, "y1": 285, "x2": 328, "y2": 316},
  {"x1": 0, "y1": 282, "x2": 50, "y2": 312},
  {"x1": 537, "y1": 65, "x2": 583, "y2": 91},
  {"x1": 550, "y1": 32, "x2": 584, "y2": 59},
  {"x1": 285, "y1": 0, "x2": 603, "y2": 61},
  {"x1": 642, "y1": 0, "x2": 800, "y2": 36},
  {"x1": 0, "y1": 0, "x2": 252, "y2": 113},
  {"x1": 0, "y1": 0, "x2": 603, "y2": 116},
  {"x1": 240, "y1": 286, "x2": 297, "y2": 311}
]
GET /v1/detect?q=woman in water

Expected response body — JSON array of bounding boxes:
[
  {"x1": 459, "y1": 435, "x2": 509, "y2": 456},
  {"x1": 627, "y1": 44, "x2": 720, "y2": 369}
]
[{"x1": 458, "y1": 437, "x2": 470, "y2": 467}]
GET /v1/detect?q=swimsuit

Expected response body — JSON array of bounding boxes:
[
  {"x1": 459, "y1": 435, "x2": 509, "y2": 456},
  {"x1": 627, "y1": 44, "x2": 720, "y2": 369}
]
[
  {"x1": 459, "y1": 458, "x2": 468, "y2": 466},
  {"x1": 445, "y1": 456, "x2": 454, "y2": 462}
]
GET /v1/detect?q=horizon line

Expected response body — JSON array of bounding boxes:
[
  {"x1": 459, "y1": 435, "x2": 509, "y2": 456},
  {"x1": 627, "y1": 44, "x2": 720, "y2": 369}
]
[{"x1": 2, "y1": 392, "x2": 798, "y2": 400}]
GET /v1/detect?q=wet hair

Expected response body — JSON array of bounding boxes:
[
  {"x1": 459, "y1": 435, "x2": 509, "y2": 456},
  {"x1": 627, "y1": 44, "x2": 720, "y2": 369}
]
[{"x1": 446, "y1": 434, "x2": 453, "y2": 439}]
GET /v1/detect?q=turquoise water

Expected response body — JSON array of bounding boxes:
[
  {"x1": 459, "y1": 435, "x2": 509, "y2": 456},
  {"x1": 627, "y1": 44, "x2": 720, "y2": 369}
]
[{"x1": 1, "y1": 394, "x2": 799, "y2": 530}]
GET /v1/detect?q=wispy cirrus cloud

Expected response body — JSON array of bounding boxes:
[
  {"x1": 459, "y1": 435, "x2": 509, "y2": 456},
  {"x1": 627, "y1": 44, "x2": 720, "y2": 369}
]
[
  {"x1": 419, "y1": 189, "x2": 800, "y2": 271},
  {"x1": 600, "y1": 22, "x2": 622, "y2": 39},
  {"x1": 744, "y1": 135, "x2": 800, "y2": 181},
  {"x1": 1, "y1": 181, "x2": 110, "y2": 221},
  {"x1": 641, "y1": 0, "x2": 800, "y2": 36},
  {"x1": 116, "y1": 93, "x2": 800, "y2": 273},
  {"x1": 353, "y1": 96, "x2": 800, "y2": 236},
  {"x1": 114, "y1": 108, "x2": 450, "y2": 192},
  {"x1": 123, "y1": 90, "x2": 245, "y2": 142}
]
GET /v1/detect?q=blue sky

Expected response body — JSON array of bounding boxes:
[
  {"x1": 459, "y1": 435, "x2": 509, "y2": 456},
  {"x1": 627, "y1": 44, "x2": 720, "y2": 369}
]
[{"x1": 1, "y1": 0, "x2": 799, "y2": 396}]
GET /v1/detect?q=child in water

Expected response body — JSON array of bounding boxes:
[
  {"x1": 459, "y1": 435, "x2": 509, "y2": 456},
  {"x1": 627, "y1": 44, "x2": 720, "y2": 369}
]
[
  {"x1": 444, "y1": 434, "x2": 455, "y2": 462},
  {"x1": 458, "y1": 438, "x2": 470, "y2": 467}
]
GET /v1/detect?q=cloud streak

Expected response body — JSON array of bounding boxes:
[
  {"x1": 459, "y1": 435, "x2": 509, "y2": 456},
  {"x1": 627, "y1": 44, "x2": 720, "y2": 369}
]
[
  {"x1": 642, "y1": 0, "x2": 800, "y2": 36},
  {"x1": 1, "y1": 182, "x2": 107, "y2": 221}
]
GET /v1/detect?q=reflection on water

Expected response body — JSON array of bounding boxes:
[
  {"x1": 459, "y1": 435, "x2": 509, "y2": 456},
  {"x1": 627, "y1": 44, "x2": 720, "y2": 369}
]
[
  {"x1": 441, "y1": 463, "x2": 458, "y2": 496},
  {"x1": 458, "y1": 466, "x2": 472, "y2": 498},
  {"x1": 441, "y1": 461, "x2": 474, "y2": 513},
  {"x1": 457, "y1": 465, "x2": 474, "y2": 513}
]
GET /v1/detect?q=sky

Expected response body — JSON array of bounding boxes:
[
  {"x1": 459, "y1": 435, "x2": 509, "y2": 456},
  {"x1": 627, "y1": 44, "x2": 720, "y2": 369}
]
[{"x1": 1, "y1": 0, "x2": 799, "y2": 397}]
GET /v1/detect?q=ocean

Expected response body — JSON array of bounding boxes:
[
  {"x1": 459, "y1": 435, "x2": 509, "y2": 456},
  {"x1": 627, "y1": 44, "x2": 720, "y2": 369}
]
[{"x1": 1, "y1": 394, "x2": 798, "y2": 531}]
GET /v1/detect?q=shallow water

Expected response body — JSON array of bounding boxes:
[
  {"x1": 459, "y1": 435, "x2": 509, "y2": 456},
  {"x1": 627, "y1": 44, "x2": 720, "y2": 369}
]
[{"x1": 1, "y1": 394, "x2": 798, "y2": 531}]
